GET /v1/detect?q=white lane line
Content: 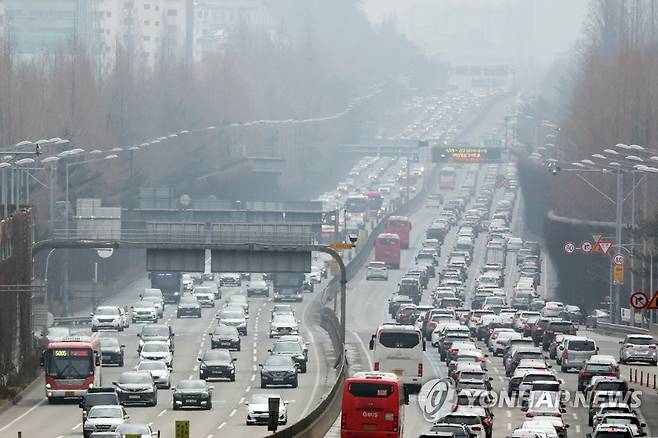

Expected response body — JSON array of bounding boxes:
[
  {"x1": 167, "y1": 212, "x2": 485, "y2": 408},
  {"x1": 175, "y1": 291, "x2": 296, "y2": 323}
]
[
  {"x1": 506, "y1": 410, "x2": 511, "y2": 418},
  {"x1": 206, "y1": 435, "x2": 213, "y2": 438},
  {"x1": 253, "y1": 365, "x2": 257, "y2": 371},
  {"x1": 251, "y1": 374, "x2": 256, "y2": 382},
  {"x1": 188, "y1": 374, "x2": 193, "y2": 379},
  {"x1": 56, "y1": 436, "x2": 64, "y2": 438},
  {"x1": 194, "y1": 365, "x2": 198, "y2": 371},
  {"x1": 229, "y1": 408, "x2": 237, "y2": 417},
  {"x1": 253, "y1": 342, "x2": 257, "y2": 348},
  {"x1": 0, "y1": 399, "x2": 46, "y2": 433},
  {"x1": 218, "y1": 422, "x2": 226, "y2": 430},
  {"x1": 572, "y1": 412, "x2": 578, "y2": 420},
  {"x1": 239, "y1": 397, "x2": 245, "y2": 404},
  {"x1": 245, "y1": 385, "x2": 251, "y2": 393},
  {"x1": 506, "y1": 422, "x2": 511, "y2": 431},
  {"x1": 299, "y1": 307, "x2": 323, "y2": 419},
  {"x1": 253, "y1": 355, "x2": 257, "y2": 362},
  {"x1": 576, "y1": 425, "x2": 581, "y2": 433},
  {"x1": 349, "y1": 328, "x2": 374, "y2": 370},
  {"x1": 158, "y1": 409, "x2": 167, "y2": 417},
  {"x1": 498, "y1": 376, "x2": 504, "y2": 382},
  {"x1": 72, "y1": 422, "x2": 82, "y2": 430},
  {"x1": 200, "y1": 341, "x2": 204, "y2": 348}
]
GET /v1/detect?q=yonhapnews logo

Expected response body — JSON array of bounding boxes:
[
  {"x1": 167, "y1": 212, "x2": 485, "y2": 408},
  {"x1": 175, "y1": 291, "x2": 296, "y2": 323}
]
[{"x1": 417, "y1": 377, "x2": 457, "y2": 423}]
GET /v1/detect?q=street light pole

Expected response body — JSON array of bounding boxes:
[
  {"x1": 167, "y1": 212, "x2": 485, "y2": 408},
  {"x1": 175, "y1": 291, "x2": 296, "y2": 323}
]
[{"x1": 613, "y1": 169, "x2": 624, "y2": 323}]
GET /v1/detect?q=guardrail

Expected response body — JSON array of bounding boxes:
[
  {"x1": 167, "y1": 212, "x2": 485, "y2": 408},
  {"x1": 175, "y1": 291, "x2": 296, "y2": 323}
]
[
  {"x1": 52, "y1": 316, "x2": 92, "y2": 326},
  {"x1": 595, "y1": 321, "x2": 649, "y2": 336}
]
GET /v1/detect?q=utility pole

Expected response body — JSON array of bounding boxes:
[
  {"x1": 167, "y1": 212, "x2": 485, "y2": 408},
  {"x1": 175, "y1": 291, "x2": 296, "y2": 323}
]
[{"x1": 613, "y1": 169, "x2": 624, "y2": 324}]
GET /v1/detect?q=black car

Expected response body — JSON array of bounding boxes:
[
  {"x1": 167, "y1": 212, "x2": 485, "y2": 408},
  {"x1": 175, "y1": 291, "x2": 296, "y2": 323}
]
[
  {"x1": 269, "y1": 340, "x2": 307, "y2": 373},
  {"x1": 541, "y1": 320, "x2": 577, "y2": 350},
  {"x1": 177, "y1": 295, "x2": 201, "y2": 318},
  {"x1": 209, "y1": 325, "x2": 241, "y2": 350},
  {"x1": 246, "y1": 280, "x2": 269, "y2": 297},
  {"x1": 100, "y1": 337, "x2": 124, "y2": 367},
  {"x1": 560, "y1": 305, "x2": 585, "y2": 324},
  {"x1": 388, "y1": 294, "x2": 414, "y2": 317},
  {"x1": 138, "y1": 324, "x2": 175, "y2": 353},
  {"x1": 198, "y1": 349, "x2": 236, "y2": 381},
  {"x1": 79, "y1": 388, "x2": 119, "y2": 423},
  {"x1": 172, "y1": 379, "x2": 213, "y2": 410},
  {"x1": 113, "y1": 371, "x2": 158, "y2": 406},
  {"x1": 260, "y1": 355, "x2": 298, "y2": 388}
]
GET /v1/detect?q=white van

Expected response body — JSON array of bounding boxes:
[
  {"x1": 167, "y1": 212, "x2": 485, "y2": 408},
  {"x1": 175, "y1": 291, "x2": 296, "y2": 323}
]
[{"x1": 369, "y1": 324, "x2": 425, "y2": 392}]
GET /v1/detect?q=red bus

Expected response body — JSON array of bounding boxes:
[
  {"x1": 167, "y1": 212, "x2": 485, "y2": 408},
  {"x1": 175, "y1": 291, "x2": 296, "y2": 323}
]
[
  {"x1": 341, "y1": 371, "x2": 407, "y2": 438},
  {"x1": 375, "y1": 233, "x2": 401, "y2": 269},
  {"x1": 385, "y1": 216, "x2": 411, "y2": 249},
  {"x1": 439, "y1": 166, "x2": 456, "y2": 189},
  {"x1": 40, "y1": 336, "x2": 101, "y2": 402}
]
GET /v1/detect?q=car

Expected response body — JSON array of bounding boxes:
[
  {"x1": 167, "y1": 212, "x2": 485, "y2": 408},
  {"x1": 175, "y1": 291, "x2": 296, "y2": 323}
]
[
  {"x1": 596, "y1": 413, "x2": 646, "y2": 437},
  {"x1": 137, "y1": 324, "x2": 175, "y2": 353},
  {"x1": 517, "y1": 370, "x2": 559, "y2": 396},
  {"x1": 176, "y1": 295, "x2": 202, "y2": 318},
  {"x1": 259, "y1": 355, "x2": 298, "y2": 388},
  {"x1": 118, "y1": 308, "x2": 130, "y2": 329},
  {"x1": 99, "y1": 337, "x2": 124, "y2": 367},
  {"x1": 91, "y1": 306, "x2": 124, "y2": 332},
  {"x1": 525, "y1": 416, "x2": 569, "y2": 438},
  {"x1": 193, "y1": 286, "x2": 215, "y2": 307},
  {"x1": 270, "y1": 314, "x2": 300, "y2": 338},
  {"x1": 216, "y1": 308, "x2": 248, "y2": 336},
  {"x1": 271, "y1": 304, "x2": 294, "y2": 320},
  {"x1": 586, "y1": 424, "x2": 635, "y2": 438},
  {"x1": 209, "y1": 325, "x2": 241, "y2": 350},
  {"x1": 619, "y1": 334, "x2": 657, "y2": 365},
  {"x1": 115, "y1": 423, "x2": 156, "y2": 438},
  {"x1": 366, "y1": 261, "x2": 389, "y2": 280},
  {"x1": 113, "y1": 371, "x2": 158, "y2": 406},
  {"x1": 79, "y1": 388, "x2": 120, "y2": 423},
  {"x1": 82, "y1": 405, "x2": 129, "y2": 438},
  {"x1": 270, "y1": 339, "x2": 308, "y2": 373},
  {"x1": 520, "y1": 420, "x2": 560, "y2": 438},
  {"x1": 592, "y1": 403, "x2": 636, "y2": 427},
  {"x1": 437, "y1": 411, "x2": 487, "y2": 438},
  {"x1": 88, "y1": 433, "x2": 121, "y2": 438},
  {"x1": 277, "y1": 335, "x2": 309, "y2": 361},
  {"x1": 139, "y1": 341, "x2": 173, "y2": 368},
  {"x1": 541, "y1": 320, "x2": 577, "y2": 350},
  {"x1": 198, "y1": 349, "x2": 237, "y2": 381},
  {"x1": 141, "y1": 288, "x2": 164, "y2": 306},
  {"x1": 561, "y1": 337, "x2": 598, "y2": 371},
  {"x1": 309, "y1": 265, "x2": 323, "y2": 283},
  {"x1": 172, "y1": 379, "x2": 213, "y2": 410},
  {"x1": 141, "y1": 296, "x2": 164, "y2": 318},
  {"x1": 219, "y1": 273, "x2": 241, "y2": 287},
  {"x1": 578, "y1": 358, "x2": 619, "y2": 392},
  {"x1": 135, "y1": 360, "x2": 171, "y2": 389},
  {"x1": 227, "y1": 294, "x2": 249, "y2": 315},
  {"x1": 245, "y1": 393, "x2": 288, "y2": 425},
  {"x1": 181, "y1": 274, "x2": 193, "y2": 291},
  {"x1": 131, "y1": 301, "x2": 158, "y2": 323},
  {"x1": 246, "y1": 280, "x2": 270, "y2": 297},
  {"x1": 428, "y1": 423, "x2": 477, "y2": 438}
]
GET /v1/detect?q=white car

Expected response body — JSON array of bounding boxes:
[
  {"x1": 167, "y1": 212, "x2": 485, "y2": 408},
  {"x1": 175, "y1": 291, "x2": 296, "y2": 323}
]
[
  {"x1": 508, "y1": 237, "x2": 524, "y2": 251},
  {"x1": 139, "y1": 341, "x2": 173, "y2": 368},
  {"x1": 135, "y1": 360, "x2": 171, "y2": 389},
  {"x1": 245, "y1": 393, "x2": 288, "y2": 425},
  {"x1": 82, "y1": 405, "x2": 129, "y2": 437},
  {"x1": 366, "y1": 261, "x2": 388, "y2": 280},
  {"x1": 309, "y1": 265, "x2": 322, "y2": 283},
  {"x1": 91, "y1": 306, "x2": 124, "y2": 332},
  {"x1": 520, "y1": 421, "x2": 559, "y2": 438},
  {"x1": 181, "y1": 274, "x2": 193, "y2": 291},
  {"x1": 194, "y1": 291, "x2": 215, "y2": 308},
  {"x1": 270, "y1": 314, "x2": 300, "y2": 338}
]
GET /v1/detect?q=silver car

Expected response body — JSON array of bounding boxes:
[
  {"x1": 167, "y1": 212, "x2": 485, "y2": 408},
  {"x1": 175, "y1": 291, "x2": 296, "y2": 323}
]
[
  {"x1": 245, "y1": 393, "x2": 288, "y2": 425},
  {"x1": 135, "y1": 360, "x2": 171, "y2": 389},
  {"x1": 619, "y1": 334, "x2": 658, "y2": 365},
  {"x1": 82, "y1": 405, "x2": 129, "y2": 438},
  {"x1": 366, "y1": 261, "x2": 388, "y2": 280},
  {"x1": 561, "y1": 336, "x2": 597, "y2": 371}
]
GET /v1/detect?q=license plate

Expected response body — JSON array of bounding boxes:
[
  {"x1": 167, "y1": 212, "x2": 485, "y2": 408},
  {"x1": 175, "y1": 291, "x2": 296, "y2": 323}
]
[
  {"x1": 220, "y1": 341, "x2": 230, "y2": 345},
  {"x1": 65, "y1": 391, "x2": 74, "y2": 397},
  {"x1": 363, "y1": 424, "x2": 377, "y2": 430},
  {"x1": 128, "y1": 395, "x2": 141, "y2": 399},
  {"x1": 185, "y1": 399, "x2": 196, "y2": 403},
  {"x1": 273, "y1": 378, "x2": 284, "y2": 382}
]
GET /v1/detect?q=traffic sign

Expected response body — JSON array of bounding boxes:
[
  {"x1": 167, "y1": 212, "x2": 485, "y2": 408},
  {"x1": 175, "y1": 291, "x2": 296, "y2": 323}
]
[
  {"x1": 612, "y1": 253, "x2": 625, "y2": 265},
  {"x1": 329, "y1": 242, "x2": 354, "y2": 250},
  {"x1": 563, "y1": 242, "x2": 576, "y2": 254},
  {"x1": 176, "y1": 420, "x2": 190, "y2": 438},
  {"x1": 599, "y1": 240, "x2": 613, "y2": 256},
  {"x1": 613, "y1": 265, "x2": 624, "y2": 284},
  {"x1": 592, "y1": 234, "x2": 603, "y2": 244},
  {"x1": 580, "y1": 241, "x2": 593, "y2": 253},
  {"x1": 647, "y1": 290, "x2": 658, "y2": 310},
  {"x1": 96, "y1": 248, "x2": 114, "y2": 259},
  {"x1": 630, "y1": 291, "x2": 649, "y2": 309}
]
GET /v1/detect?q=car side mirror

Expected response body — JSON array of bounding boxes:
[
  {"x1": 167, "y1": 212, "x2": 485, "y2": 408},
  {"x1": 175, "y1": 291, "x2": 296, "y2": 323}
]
[
  {"x1": 125, "y1": 414, "x2": 130, "y2": 419},
  {"x1": 90, "y1": 312, "x2": 94, "y2": 317},
  {"x1": 78, "y1": 401, "x2": 83, "y2": 408},
  {"x1": 268, "y1": 349, "x2": 272, "y2": 353},
  {"x1": 258, "y1": 363, "x2": 263, "y2": 367},
  {"x1": 369, "y1": 336, "x2": 375, "y2": 350},
  {"x1": 641, "y1": 423, "x2": 647, "y2": 428},
  {"x1": 197, "y1": 357, "x2": 202, "y2": 362},
  {"x1": 232, "y1": 358, "x2": 237, "y2": 362},
  {"x1": 121, "y1": 345, "x2": 125, "y2": 348}
]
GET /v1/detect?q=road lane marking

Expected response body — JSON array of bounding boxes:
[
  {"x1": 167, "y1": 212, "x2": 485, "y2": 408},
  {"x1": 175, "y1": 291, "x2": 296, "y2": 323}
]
[
  {"x1": 206, "y1": 435, "x2": 213, "y2": 438},
  {"x1": 572, "y1": 412, "x2": 578, "y2": 420},
  {"x1": 253, "y1": 355, "x2": 257, "y2": 362},
  {"x1": 245, "y1": 385, "x2": 251, "y2": 393},
  {"x1": 253, "y1": 365, "x2": 257, "y2": 371},
  {"x1": 349, "y1": 328, "x2": 374, "y2": 370},
  {"x1": 218, "y1": 422, "x2": 226, "y2": 430},
  {"x1": 507, "y1": 423, "x2": 511, "y2": 431},
  {"x1": 576, "y1": 425, "x2": 581, "y2": 433},
  {"x1": 188, "y1": 374, "x2": 193, "y2": 379},
  {"x1": 158, "y1": 409, "x2": 167, "y2": 417},
  {"x1": 251, "y1": 374, "x2": 255, "y2": 382},
  {"x1": 72, "y1": 422, "x2": 82, "y2": 430},
  {"x1": 229, "y1": 408, "x2": 237, "y2": 417},
  {"x1": 239, "y1": 397, "x2": 244, "y2": 404},
  {"x1": 194, "y1": 365, "x2": 198, "y2": 371},
  {"x1": 0, "y1": 399, "x2": 46, "y2": 433},
  {"x1": 506, "y1": 410, "x2": 511, "y2": 418}
]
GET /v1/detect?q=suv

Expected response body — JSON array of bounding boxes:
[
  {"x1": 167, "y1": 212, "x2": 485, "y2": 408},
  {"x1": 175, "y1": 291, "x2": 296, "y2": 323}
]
[
  {"x1": 366, "y1": 261, "x2": 388, "y2": 280},
  {"x1": 91, "y1": 306, "x2": 124, "y2": 332},
  {"x1": 270, "y1": 340, "x2": 308, "y2": 373},
  {"x1": 619, "y1": 334, "x2": 657, "y2": 365},
  {"x1": 138, "y1": 324, "x2": 175, "y2": 353},
  {"x1": 541, "y1": 320, "x2": 576, "y2": 350},
  {"x1": 561, "y1": 337, "x2": 597, "y2": 371},
  {"x1": 587, "y1": 425, "x2": 634, "y2": 438}
]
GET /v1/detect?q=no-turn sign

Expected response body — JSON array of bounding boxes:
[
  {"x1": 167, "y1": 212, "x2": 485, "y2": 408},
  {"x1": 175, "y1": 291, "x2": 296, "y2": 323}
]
[
  {"x1": 563, "y1": 242, "x2": 576, "y2": 254},
  {"x1": 580, "y1": 241, "x2": 593, "y2": 253}
]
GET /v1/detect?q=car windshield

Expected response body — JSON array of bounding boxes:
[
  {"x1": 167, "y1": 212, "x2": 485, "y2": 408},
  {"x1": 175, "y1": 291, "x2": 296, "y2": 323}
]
[
  {"x1": 179, "y1": 297, "x2": 197, "y2": 305},
  {"x1": 88, "y1": 406, "x2": 122, "y2": 418},
  {"x1": 203, "y1": 350, "x2": 231, "y2": 361},
  {"x1": 142, "y1": 326, "x2": 169, "y2": 337},
  {"x1": 569, "y1": 340, "x2": 595, "y2": 350},
  {"x1": 378, "y1": 332, "x2": 420, "y2": 348},
  {"x1": 442, "y1": 415, "x2": 480, "y2": 425},
  {"x1": 116, "y1": 424, "x2": 150, "y2": 433},
  {"x1": 119, "y1": 373, "x2": 151, "y2": 384},
  {"x1": 250, "y1": 281, "x2": 267, "y2": 288},
  {"x1": 100, "y1": 338, "x2": 120, "y2": 347},
  {"x1": 215, "y1": 326, "x2": 238, "y2": 336},
  {"x1": 251, "y1": 394, "x2": 280, "y2": 404},
  {"x1": 142, "y1": 342, "x2": 168, "y2": 352},
  {"x1": 194, "y1": 287, "x2": 212, "y2": 294},
  {"x1": 220, "y1": 311, "x2": 244, "y2": 319},
  {"x1": 627, "y1": 337, "x2": 655, "y2": 345},
  {"x1": 265, "y1": 356, "x2": 293, "y2": 366},
  {"x1": 272, "y1": 342, "x2": 301, "y2": 353},
  {"x1": 95, "y1": 307, "x2": 119, "y2": 315},
  {"x1": 459, "y1": 372, "x2": 485, "y2": 380},
  {"x1": 602, "y1": 417, "x2": 638, "y2": 426},
  {"x1": 137, "y1": 361, "x2": 167, "y2": 370},
  {"x1": 178, "y1": 380, "x2": 206, "y2": 390},
  {"x1": 273, "y1": 315, "x2": 296, "y2": 324}
]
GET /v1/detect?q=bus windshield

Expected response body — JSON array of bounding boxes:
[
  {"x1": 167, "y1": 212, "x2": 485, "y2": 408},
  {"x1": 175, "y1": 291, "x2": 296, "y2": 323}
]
[
  {"x1": 348, "y1": 382, "x2": 395, "y2": 397},
  {"x1": 378, "y1": 237, "x2": 399, "y2": 246},
  {"x1": 365, "y1": 193, "x2": 384, "y2": 210},
  {"x1": 46, "y1": 349, "x2": 93, "y2": 379},
  {"x1": 345, "y1": 197, "x2": 368, "y2": 213},
  {"x1": 273, "y1": 273, "x2": 304, "y2": 288},
  {"x1": 378, "y1": 332, "x2": 420, "y2": 348},
  {"x1": 151, "y1": 272, "x2": 180, "y2": 289}
]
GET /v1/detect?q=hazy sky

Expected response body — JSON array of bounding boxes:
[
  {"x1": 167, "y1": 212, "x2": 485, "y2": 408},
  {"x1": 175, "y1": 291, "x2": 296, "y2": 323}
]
[{"x1": 362, "y1": 0, "x2": 590, "y2": 69}]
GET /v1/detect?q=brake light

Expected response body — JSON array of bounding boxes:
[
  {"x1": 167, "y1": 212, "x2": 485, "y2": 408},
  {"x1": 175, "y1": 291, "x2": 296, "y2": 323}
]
[
  {"x1": 563, "y1": 350, "x2": 568, "y2": 359},
  {"x1": 418, "y1": 363, "x2": 423, "y2": 376},
  {"x1": 472, "y1": 426, "x2": 482, "y2": 431},
  {"x1": 482, "y1": 417, "x2": 491, "y2": 425},
  {"x1": 650, "y1": 345, "x2": 657, "y2": 350},
  {"x1": 481, "y1": 357, "x2": 486, "y2": 362},
  {"x1": 488, "y1": 329, "x2": 494, "y2": 334},
  {"x1": 526, "y1": 412, "x2": 534, "y2": 417},
  {"x1": 580, "y1": 371, "x2": 592, "y2": 378},
  {"x1": 624, "y1": 344, "x2": 633, "y2": 348},
  {"x1": 374, "y1": 362, "x2": 379, "y2": 371},
  {"x1": 546, "y1": 330, "x2": 555, "y2": 335}
]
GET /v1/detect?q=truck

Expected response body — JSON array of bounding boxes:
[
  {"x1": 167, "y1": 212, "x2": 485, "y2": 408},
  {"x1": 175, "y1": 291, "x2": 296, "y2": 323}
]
[
  {"x1": 485, "y1": 247, "x2": 506, "y2": 267},
  {"x1": 149, "y1": 271, "x2": 182, "y2": 303}
]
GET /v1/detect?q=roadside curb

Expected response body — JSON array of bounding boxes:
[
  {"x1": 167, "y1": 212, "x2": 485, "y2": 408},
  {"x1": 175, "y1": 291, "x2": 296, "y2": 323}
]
[{"x1": 0, "y1": 371, "x2": 43, "y2": 416}]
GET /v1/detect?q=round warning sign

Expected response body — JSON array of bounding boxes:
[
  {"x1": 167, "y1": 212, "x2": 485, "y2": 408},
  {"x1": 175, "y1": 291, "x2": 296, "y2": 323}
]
[
  {"x1": 580, "y1": 241, "x2": 593, "y2": 253},
  {"x1": 613, "y1": 253, "x2": 625, "y2": 265},
  {"x1": 563, "y1": 242, "x2": 576, "y2": 254},
  {"x1": 630, "y1": 291, "x2": 649, "y2": 309}
]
